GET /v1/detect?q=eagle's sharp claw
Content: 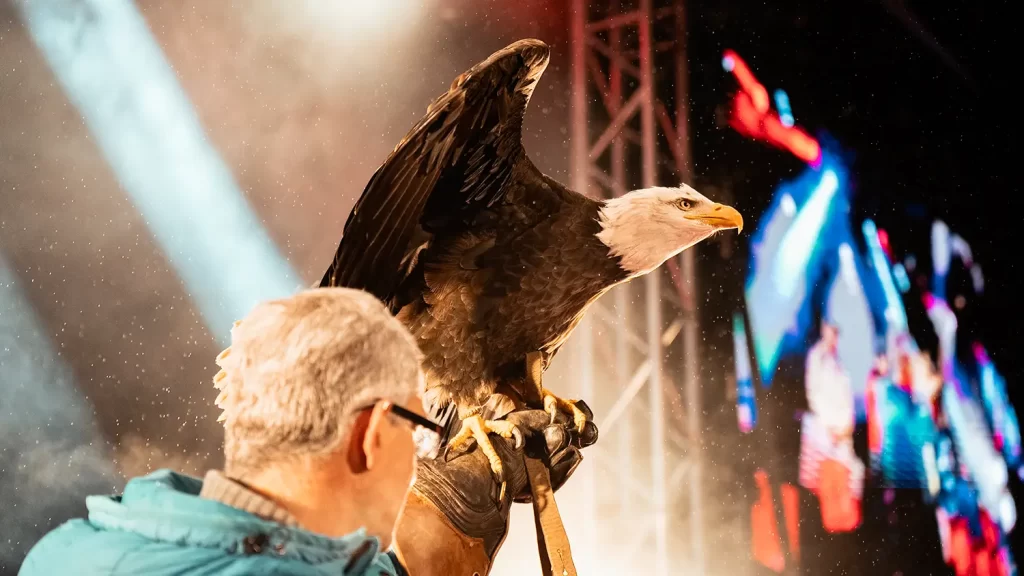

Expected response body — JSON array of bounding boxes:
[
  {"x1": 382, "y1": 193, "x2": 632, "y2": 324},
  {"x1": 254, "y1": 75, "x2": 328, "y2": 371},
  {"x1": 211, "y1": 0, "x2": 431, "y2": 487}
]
[
  {"x1": 511, "y1": 426, "x2": 524, "y2": 450},
  {"x1": 542, "y1": 389, "x2": 592, "y2": 435}
]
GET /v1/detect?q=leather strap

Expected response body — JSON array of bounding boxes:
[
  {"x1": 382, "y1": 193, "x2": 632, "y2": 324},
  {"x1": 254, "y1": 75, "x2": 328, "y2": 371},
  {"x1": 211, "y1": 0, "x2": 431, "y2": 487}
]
[{"x1": 525, "y1": 455, "x2": 577, "y2": 576}]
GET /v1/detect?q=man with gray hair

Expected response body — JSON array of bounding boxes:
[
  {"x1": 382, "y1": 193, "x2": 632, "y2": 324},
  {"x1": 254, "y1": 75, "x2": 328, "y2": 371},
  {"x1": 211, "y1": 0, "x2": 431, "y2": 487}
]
[{"x1": 20, "y1": 287, "x2": 594, "y2": 575}]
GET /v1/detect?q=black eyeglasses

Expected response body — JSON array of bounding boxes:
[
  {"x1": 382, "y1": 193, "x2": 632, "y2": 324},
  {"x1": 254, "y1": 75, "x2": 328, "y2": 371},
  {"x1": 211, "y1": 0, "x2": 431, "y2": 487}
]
[
  {"x1": 363, "y1": 400, "x2": 444, "y2": 460},
  {"x1": 376, "y1": 400, "x2": 445, "y2": 435}
]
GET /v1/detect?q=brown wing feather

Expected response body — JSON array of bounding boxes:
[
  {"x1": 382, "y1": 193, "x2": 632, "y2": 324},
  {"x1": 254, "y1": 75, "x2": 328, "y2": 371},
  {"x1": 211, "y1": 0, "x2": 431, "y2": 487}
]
[
  {"x1": 319, "y1": 39, "x2": 551, "y2": 306},
  {"x1": 319, "y1": 40, "x2": 555, "y2": 426}
]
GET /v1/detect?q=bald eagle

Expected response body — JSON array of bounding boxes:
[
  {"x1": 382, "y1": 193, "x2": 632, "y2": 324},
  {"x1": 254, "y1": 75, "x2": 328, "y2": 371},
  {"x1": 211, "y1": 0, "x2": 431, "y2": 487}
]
[{"x1": 320, "y1": 39, "x2": 742, "y2": 481}]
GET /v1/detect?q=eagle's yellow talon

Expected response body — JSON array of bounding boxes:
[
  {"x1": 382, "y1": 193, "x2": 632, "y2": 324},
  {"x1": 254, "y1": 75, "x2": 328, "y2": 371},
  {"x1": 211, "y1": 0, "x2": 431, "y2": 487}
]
[
  {"x1": 542, "y1": 388, "x2": 590, "y2": 434},
  {"x1": 447, "y1": 415, "x2": 523, "y2": 490}
]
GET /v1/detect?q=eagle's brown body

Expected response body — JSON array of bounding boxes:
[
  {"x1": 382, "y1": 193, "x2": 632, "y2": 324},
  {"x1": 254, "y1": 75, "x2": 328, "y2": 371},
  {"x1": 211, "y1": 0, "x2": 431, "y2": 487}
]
[{"x1": 393, "y1": 161, "x2": 628, "y2": 415}]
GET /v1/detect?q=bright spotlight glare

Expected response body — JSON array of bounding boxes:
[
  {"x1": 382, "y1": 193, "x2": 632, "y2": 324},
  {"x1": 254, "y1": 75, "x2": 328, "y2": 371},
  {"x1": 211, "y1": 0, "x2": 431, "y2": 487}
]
[
  {"x1": 780, "y1": 193, "x2": 797, "y2": 217},
  {"x1": 279, "y1": 0, "x2": 430, "y2": 42}
]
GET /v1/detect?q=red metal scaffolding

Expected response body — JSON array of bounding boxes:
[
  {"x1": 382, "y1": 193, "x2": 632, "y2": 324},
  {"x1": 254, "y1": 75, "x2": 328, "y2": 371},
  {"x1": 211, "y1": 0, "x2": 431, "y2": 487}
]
[{"x1": 569, "y1": 0, "x2": 705, "y2": 574}]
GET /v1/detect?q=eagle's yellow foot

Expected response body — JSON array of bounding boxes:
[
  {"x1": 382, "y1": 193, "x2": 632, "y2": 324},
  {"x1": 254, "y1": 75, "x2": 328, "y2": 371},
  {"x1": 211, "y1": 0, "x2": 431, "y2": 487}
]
[
  {"x1": 446, "y1": 415, "x2": 523, "y2": 501},
  {"x1": 542, "y1": 388, "x2": 589, "y2": 434}
]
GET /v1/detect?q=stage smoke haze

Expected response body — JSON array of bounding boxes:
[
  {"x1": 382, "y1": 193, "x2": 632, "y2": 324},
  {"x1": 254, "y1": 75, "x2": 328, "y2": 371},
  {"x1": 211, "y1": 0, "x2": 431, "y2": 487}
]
[
  {"x1": 0, "y1": 0, "x2": 749, "y2": 570},
  {"x1": 1, "y1": 1, "x2": 572, "y2": 572},
  {"x1": 0, "y1": 1, "x2": 748, "y2": 573}
]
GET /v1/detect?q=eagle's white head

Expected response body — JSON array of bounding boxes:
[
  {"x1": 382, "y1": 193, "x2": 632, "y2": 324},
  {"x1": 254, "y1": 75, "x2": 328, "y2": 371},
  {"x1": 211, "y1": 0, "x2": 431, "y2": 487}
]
[{"x1": 596, "y1": 185, "x2": 744, "y2": 276}]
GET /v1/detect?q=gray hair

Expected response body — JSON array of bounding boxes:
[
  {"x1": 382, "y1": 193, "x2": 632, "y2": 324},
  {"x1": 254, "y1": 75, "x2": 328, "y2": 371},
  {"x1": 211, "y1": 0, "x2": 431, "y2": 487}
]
[{"x1": 213, "y1": 287, "x2": 423, "y2": 474}]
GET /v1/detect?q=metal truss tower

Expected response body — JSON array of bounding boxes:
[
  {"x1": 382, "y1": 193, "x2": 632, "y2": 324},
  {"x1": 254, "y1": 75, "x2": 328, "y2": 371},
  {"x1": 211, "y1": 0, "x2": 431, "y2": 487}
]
[{"x1": 569, "y1": 0, "x2": 704, "y2": 574}]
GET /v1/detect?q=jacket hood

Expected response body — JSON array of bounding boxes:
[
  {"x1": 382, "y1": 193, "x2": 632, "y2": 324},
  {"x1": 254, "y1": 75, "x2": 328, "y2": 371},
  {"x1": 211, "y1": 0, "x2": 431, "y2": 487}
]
[{"x1": 83, "y1": 469, "x2": 388, "y2": 573}]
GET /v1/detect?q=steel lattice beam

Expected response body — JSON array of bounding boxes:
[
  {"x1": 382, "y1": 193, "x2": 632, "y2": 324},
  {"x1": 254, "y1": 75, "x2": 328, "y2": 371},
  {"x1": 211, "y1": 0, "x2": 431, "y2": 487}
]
[{"x1": 569, "y1": 0, "x2": 704, "y2": 574}]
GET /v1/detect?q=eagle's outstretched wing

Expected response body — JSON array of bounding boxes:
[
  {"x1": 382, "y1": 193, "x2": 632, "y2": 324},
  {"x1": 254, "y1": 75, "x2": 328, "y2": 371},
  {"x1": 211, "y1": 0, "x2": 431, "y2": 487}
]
[{"x1": 319, "y1": 39, "x2": 550, "y2": 307}]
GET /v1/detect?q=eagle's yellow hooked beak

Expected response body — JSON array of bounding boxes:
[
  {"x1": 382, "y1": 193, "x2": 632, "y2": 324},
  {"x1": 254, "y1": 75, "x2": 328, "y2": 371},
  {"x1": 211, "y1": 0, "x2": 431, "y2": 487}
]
[{"x1": 685, "y1": 202, "x2": 744, "y2": 234}]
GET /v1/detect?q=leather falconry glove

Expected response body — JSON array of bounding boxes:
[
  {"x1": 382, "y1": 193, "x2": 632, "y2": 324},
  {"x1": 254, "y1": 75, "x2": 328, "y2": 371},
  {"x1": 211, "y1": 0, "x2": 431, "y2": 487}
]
[{"x1": 393, "y1": 395, "x2": 598, "y2": 576}]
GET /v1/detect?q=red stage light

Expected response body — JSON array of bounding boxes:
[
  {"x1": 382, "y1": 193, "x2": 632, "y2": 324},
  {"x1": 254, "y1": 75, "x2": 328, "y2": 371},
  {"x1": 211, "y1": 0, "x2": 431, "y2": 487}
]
[
  {"x1": 723, "y1": 49, "x2": 770, "y2": 114},
  {"x1": 877, "y1": 228, "x2": 893, "y2": 260},
  {"x1": 723, "y1": 50, "x2": 822, "y2": 165}
]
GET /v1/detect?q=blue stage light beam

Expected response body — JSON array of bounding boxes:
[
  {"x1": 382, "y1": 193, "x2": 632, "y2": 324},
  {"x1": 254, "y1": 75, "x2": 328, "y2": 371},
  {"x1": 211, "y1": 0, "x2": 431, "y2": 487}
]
[
  {"x1": 17, "y1": 0, "x2": 301, "y2": 344},
  {"x1": 773, "y1": 89, "x2": 794, "y2": 127},
  {"x1": 892, "y1": 262, "x2": 911, "y2": 293},
  {"x1": 744, "y1": 196, "x2": 799, "y2": 382},
  {"x1": 773, "y1": 169, "x2": 839, "y2": 299},
  {"x1": 863, "y1": 220, "x2": 909, "y2": 332},
  {"x1": 732, "y1": 312, "x2": 756, "y2": 432},
  {"x1": 744, "y1": 158, "x2": 844, "y2": 383},
  {"x1": 0, "y1": 253, "x2": 121, "y2": 566},
  {"x1": 943, "y1": 383, "x2": 1016, "y2": 534},
  {"x1": 827, "y1": 243, "x2": 876, "y2": 419},
  {"x1": 976, "y1": 346, "x2": 1022, "y2": 469}
]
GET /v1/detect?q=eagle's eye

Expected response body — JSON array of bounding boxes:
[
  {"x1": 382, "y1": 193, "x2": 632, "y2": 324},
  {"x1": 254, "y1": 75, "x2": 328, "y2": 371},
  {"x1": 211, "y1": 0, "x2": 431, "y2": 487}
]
[{"x1": 677, "y1": 199, "x2": 692, "y2": 210}]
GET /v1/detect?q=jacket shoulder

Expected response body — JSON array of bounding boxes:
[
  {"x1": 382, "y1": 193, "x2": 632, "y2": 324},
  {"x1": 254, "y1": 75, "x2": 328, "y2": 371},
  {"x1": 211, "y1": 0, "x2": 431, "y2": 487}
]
[
  {"x1": 21, "y1": 519, "x2": 258, "y2": 576},
  {"x1": 20, "y1": 518, "x2": 389, "y2": 576},
  {"x1": 19, "y1": 518, "x2": 146, "y2": 575}
]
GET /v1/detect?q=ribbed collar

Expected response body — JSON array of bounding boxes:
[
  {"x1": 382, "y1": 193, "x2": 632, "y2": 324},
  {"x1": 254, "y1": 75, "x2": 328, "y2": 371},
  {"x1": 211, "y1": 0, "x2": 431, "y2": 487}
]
[{"x1": 199, "y1": 470, "x2": 300, "y2": 527}]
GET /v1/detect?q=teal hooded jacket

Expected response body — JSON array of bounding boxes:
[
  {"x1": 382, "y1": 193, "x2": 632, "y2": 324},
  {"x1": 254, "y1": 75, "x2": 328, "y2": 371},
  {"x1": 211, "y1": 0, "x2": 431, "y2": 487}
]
[{"x1": 18, "y1": 469, "x2": 405, "y2": 576}]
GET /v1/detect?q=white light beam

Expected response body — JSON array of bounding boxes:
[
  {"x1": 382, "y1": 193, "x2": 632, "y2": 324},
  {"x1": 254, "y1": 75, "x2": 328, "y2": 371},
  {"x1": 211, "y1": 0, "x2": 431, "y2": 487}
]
[{"x1": 17, "y1": 0, "x2": 302, "y2": 344}]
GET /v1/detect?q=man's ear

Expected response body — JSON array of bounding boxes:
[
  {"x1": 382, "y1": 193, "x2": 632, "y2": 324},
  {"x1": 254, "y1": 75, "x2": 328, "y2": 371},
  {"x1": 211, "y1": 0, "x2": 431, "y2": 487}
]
[{"x1": 347, "y1": 405, "x2": 385, "y2": 473}]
